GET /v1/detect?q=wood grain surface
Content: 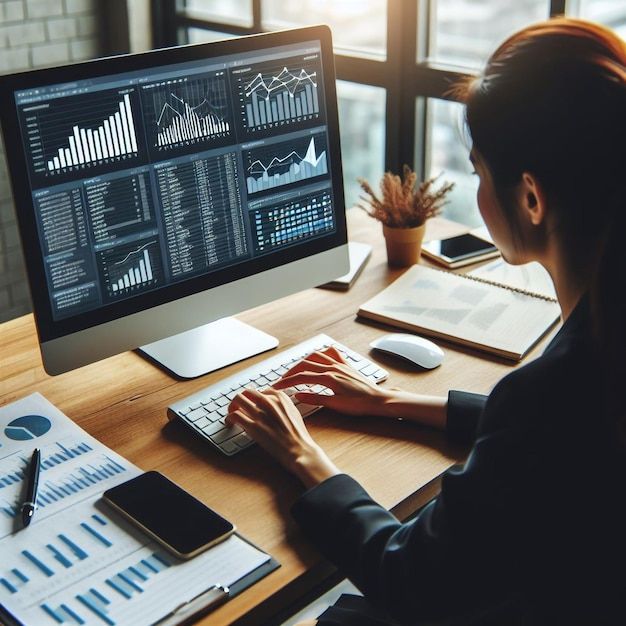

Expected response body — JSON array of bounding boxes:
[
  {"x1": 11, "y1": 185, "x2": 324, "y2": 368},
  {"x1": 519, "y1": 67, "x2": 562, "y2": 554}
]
[{"x1": 0, "y1": 209, "x2": 557, "y2": 625}]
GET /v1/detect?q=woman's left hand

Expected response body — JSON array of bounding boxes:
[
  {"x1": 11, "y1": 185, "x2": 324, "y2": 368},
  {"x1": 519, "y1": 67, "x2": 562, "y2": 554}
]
[{"x1": 226, "y1": 388, "x2": 340, "y2": 488}]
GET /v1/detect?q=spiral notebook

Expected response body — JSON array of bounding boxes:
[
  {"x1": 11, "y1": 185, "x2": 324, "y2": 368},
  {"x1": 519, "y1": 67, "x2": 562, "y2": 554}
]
[{"x1": 358, "y1": 263, "x2": 561, "y2": 361}]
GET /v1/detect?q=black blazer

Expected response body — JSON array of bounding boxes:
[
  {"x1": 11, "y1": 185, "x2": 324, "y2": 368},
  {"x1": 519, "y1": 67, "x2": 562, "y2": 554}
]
[{"x1": 292, "y1": 297, "x2": 626, "y2": 625}]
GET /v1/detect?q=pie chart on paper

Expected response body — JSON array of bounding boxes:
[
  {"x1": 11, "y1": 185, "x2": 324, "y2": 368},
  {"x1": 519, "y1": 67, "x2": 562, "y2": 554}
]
[{"x1": 4, "y1": 415, "x2": 52, "y2": 440}]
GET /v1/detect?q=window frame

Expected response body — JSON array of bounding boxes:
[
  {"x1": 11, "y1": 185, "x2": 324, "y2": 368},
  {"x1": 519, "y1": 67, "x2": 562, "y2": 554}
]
[{"x1": 151, "y1": 0, "x2": 568, "y2": 181}]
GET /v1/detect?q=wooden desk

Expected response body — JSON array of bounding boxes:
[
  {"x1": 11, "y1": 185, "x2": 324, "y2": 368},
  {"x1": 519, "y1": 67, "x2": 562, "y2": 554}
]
[{"x1": 0, "y1": 209, "x2": 549, "y2": 625}]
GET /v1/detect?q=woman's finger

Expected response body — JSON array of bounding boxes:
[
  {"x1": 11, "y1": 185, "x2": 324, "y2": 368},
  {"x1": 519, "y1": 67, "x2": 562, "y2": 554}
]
[
  {"x1": 229, "y1": 389, "x2": 263, "y2": 416},
  {"x1": 225, "y1": 408, "x2": 256, "y2": 430},
  {"x1": 321, "y1": 345, "x2": 347, "y2": 364},
  {"x1": 293, "y1": 391, "x2": 334, "y2": 406},
  {"x1": 274, "y1": 371, "x2": 339, "y2": 390},
  {"x1": 242, "y1": 387, "x2": 279, "y2": 414},
  {"x1": 282, "y1": 358, "x2": 341, "y2": 378}
]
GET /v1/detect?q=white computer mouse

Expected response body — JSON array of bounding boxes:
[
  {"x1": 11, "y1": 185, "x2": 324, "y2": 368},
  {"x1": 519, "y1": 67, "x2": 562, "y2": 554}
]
[{"x1": 369, "y1": 333, "x2": 444, "y2": 369}]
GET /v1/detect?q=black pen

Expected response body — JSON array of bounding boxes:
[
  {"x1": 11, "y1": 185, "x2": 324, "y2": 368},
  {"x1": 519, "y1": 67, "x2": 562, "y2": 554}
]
[{"x1": 21, "y1": 448, "x2": 41, "y2": 528}]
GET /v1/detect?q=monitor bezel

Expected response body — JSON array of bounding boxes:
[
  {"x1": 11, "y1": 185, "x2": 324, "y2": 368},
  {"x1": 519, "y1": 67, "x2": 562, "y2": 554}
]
[{"x1": 0, "y1": 25, "x2": 346, "y2": 345}]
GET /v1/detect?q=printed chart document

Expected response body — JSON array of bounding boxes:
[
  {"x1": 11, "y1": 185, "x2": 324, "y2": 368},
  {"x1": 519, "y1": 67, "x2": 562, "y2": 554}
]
[
  {"x1": 358, "y1": 265, "x2": 561, "y2": 361},
  {"x1": 0, "y1": 394, "x2": 272, "y2": 626}
]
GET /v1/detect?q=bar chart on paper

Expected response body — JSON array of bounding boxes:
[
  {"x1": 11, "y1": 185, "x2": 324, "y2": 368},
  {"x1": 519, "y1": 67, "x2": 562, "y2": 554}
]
[
  {"x1": 0, "y1": 439, "x2": 129, "y2": 523},
  {"x1": 0, "y1": 394, "x2": 273, "y2": 626},
  {"x1": 245, "y1": 132, "x2": 328, "y2": 194},
  {"x1": 237, "y1": 56, "x2": 323, "y2": 135},
  {"x1": 1, "y1": 501, "x2": 270, "y2": 626}
]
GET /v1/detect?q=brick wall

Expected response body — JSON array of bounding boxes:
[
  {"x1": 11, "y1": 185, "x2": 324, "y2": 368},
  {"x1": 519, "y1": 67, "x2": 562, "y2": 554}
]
[{"x1": 0, "y1": 0, "x2": 102, "y2": 322}]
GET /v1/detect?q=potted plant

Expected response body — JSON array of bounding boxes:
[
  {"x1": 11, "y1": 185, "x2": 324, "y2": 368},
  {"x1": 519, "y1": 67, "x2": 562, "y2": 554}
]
[{"x1": 358, "y1": 165, "x2": 454, "y2": 267}]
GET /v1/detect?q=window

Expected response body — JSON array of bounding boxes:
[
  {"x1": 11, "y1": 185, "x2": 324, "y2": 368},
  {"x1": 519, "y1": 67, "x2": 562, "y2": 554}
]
[
  {"x1": 427, "y1": 0, "x2": 548, "y2": 69},
  {"x1": 152, "y1": 0, "x2": 626, "y2": 225}
]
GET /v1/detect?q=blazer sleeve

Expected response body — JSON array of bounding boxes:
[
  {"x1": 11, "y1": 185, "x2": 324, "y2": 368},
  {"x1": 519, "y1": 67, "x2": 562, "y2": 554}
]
[
  {"x1": 446, "y1": 389, "x2": 487, "y2": 444},
  {"x1": 292, "y1": 375, "x2": 538, "y2": 624}
]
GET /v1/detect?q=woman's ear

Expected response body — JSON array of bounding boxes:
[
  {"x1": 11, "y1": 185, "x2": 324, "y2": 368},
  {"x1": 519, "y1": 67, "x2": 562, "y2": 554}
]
[{"x1": 519, "y1": 172, "x2": 547, "y2": 226}]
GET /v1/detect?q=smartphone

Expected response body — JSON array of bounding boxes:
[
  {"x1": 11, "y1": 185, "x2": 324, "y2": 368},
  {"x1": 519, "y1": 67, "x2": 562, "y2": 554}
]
[
  {"x1": 103, "y1": 471, "x2": 235, "y2": 559},
  {"x1": 421, "y1": 233, "x2": 499, "y2": 268}
]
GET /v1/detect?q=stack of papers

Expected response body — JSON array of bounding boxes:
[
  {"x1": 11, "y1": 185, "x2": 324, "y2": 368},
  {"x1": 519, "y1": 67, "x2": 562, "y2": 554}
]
[{"x1": 0, "y1": 394, "x2": 270, "y2": 625}]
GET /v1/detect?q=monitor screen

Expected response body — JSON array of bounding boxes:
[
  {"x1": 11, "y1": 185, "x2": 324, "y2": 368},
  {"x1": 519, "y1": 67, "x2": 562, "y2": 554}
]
[{"x1": 0, "y1": 27, "x2": 347, "y2": 373}]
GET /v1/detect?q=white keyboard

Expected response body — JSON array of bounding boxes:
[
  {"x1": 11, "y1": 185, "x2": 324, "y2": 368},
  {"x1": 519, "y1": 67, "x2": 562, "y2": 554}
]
[{"x1": 167, "y1": 334, "x2": 388, "y2": 456}]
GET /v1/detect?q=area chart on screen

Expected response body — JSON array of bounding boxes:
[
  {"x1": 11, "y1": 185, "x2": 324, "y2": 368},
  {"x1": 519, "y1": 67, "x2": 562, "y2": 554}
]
[
  {"x1": 246, "y1": 133, "x2": 328, "y2": 194},
  {"x1": 46, "y1": 94, "x2": 138, "y2": 172}
]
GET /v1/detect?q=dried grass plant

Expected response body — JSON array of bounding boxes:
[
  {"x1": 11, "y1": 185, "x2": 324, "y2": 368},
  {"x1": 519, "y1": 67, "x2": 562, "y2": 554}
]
[{"x1": 358, "y1": 165, "x2": 455, "y2": 228}]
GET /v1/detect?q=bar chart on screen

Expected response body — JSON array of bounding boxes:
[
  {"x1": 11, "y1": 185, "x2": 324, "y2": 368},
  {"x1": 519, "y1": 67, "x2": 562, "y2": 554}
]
[
  {"x1": 235, "y1": 55, "x2": 324, "y2": 136},
  {"x1": 141, "y1": 72, "x2": 232, "y2": 155},
  {"x1": 19, "y1": 89, "x2": 143, "y2": 187},
  {"x1": 98, "y1": 239, "x2": 163, "y2": 299},
  {"x1": 45, "y1": 93, "x2": 138, "y2": 173}
]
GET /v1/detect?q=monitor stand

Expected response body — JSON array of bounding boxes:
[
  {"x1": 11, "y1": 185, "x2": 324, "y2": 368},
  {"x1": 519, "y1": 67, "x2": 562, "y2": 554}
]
[{"x1": 137, "y1": 317, "x2": 278, "y2": 379}]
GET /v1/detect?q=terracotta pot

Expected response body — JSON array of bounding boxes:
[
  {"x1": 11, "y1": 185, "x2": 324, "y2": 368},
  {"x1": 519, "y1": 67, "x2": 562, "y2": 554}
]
[{"x1": 382, "y1": 223, "x2": 426, "y2": 267}]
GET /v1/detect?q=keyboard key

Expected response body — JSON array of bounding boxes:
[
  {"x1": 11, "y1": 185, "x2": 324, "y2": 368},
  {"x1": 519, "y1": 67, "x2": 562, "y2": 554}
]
[
  {"x1": 189, "y1": 402, "x2": 203, "y2": 411},
  {"x1": 202, "y1": 421, "x2": 226, "y2": 437},
  {"x1": 217, "y1": 406, "x2": 229, "y2": 417},
  {"x1": 187, "y1": 407, "x2": 207, "y2": 422},
  {"x1": 211, "y1": 424, "x2": 243, "y2": 444},
  {"x1": 220, "y1": 440, "x2": 239, "y2": 454},
  {"x1": 216, "y1": 396, "x2": 230, "y2": 407},
  {"x1": 233, "y1": 432, "x2": 253, "y2": 448},
  {"x1": 265, "y1": 371, "x2": 279, "y2": 382},
  {"x1": 195, "y1": 416, "x2": 210, "y2": 429},
  {"x1": 360, "y1": 363, "x2": 378, "y2": 376},
  {"x1": 207, "y1": 411, "x2": 221, "y2": 422}
]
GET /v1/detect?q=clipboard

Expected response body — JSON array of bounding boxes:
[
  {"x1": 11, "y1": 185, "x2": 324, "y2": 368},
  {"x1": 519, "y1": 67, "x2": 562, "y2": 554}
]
[{"x1": 154, "y1": 536, "x2": 280, "y2": 625}]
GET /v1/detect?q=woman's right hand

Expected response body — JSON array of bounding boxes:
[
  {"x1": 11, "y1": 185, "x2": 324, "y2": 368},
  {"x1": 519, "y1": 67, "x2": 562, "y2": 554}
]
[
  {"x1": 273, "y1": 346, "x2": 449, "y2": 430},
  {"x1": 272, "y1": 346, "x2": 393, "y2": 417}
]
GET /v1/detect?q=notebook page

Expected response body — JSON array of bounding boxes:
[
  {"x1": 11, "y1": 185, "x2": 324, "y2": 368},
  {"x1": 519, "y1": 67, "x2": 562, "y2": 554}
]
[
  {"x1": 468, "y1": 259, "x2": 557, "y2": 301},
  {"x1": 360, "y1": 266, "x2": 560, "y2": 358}
]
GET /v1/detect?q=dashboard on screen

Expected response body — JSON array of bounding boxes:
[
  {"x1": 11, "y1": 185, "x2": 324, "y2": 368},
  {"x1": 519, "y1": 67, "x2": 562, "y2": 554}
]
[{"x1": 3, "y1": 30, "x2": 343, "y2": 341}]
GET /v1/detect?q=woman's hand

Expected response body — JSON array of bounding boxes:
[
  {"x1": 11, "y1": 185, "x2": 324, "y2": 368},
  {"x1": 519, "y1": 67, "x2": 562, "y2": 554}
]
[
  {"x1": 273, "y1": 346, "x2": 393, "y2": 417},
  {"x1": 227, "y1": 387, "x2": 340, "y2": 488}
]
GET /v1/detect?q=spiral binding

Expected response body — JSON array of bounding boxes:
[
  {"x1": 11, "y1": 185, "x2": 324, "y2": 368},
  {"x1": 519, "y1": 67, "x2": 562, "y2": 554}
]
[{"x1": 430, "y1": 266, "x2": 558, "y2": 303}]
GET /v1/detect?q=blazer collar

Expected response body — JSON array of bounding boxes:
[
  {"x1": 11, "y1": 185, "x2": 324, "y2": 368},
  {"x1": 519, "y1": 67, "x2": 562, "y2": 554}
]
[{"x1": 543, "y1": 294, "x2": 591, "y2": 356}]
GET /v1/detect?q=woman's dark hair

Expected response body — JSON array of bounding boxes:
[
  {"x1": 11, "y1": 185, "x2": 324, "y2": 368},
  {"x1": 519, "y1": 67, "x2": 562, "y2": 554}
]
[{"x1": 453, "y1": 18, "x2": 626, "y2": 436}]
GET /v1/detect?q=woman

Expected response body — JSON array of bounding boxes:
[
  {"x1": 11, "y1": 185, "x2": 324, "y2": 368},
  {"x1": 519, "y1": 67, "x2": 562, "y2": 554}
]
[{"x1": 228, "y1": 18, "x2": 626, "y2": 625}]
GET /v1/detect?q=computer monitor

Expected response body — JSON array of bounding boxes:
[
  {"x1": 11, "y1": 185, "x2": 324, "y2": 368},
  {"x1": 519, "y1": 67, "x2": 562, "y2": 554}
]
[{"x1": 0, "y1": 26, "x2": 348, "y2": 378}]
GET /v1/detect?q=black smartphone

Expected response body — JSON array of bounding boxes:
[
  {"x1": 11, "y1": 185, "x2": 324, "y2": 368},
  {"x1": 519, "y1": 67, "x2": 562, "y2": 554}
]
[
  {"x1": 422, "y1": 233, "x2": 499, "y2": 268},
  {"x1": 103, "y1": 471, "x2": 235, "y2": 559}
]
